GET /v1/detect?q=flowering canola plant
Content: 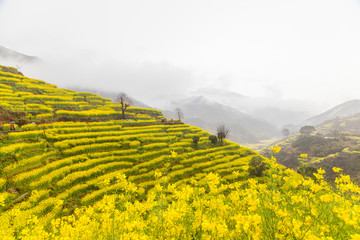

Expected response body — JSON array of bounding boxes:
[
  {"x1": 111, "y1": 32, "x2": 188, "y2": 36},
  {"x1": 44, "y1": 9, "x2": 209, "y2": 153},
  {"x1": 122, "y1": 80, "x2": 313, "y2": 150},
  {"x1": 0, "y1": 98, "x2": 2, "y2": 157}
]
[
  {"x1": 3, "y1": 68, "x2": 360, "y2": 238},
  {"x1": 1, "y1": 156, "x2": 360, "y2": 239}
]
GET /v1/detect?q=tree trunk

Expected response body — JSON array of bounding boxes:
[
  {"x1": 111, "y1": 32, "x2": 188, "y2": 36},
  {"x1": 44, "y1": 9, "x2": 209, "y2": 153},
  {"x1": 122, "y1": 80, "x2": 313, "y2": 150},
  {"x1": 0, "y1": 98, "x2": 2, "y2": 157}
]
[{"x1": 121, "y1": 102, "x2": 125, "y2": 119}]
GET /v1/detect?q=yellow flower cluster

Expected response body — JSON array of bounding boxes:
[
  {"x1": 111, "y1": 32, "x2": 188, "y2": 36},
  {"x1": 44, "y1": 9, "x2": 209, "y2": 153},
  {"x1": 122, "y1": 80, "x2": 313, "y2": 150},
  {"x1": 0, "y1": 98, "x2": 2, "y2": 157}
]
[
  {"x1": 270, "y1": 145, "x2": 281, "y2": 154},
  {"x1": 2, "y1": 165, "x2": 360, "y2": 239},
  {"x1": 0, "y1": 72, "x2": 164, "y2": 122},
  {"x1": 0, "y1": 142, "x2": 45, "y2": 156},
  {"x1": 6, "y1": 106, "x2": 360, "y2": 240}
]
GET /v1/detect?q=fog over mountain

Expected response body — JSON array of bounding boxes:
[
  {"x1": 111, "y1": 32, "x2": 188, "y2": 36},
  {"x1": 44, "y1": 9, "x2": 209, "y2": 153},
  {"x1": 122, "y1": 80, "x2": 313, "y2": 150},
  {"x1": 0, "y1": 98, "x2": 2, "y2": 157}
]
[
  {"x1": 1, "y1": 0, "x2": 360, "y2": 112},
  {"x1": 303, "y1": 99, "x2": 360, "y2": 127},
  {"x1": 166, "y1": 96, "x2": 279, "y2": 143},
  {"x1": 190, "y1": 88, "x2": 313, "y2": 128},
  {"x1": 0, "y1": 45, "x2": 336, "y2": 144},
  {"x1": 0, "y1": 45, "x2": 41, "y2": 63},
  {"x1": 2, "y1": 44, "x2": 359, "y2": 144},
  {"x1": 2, "y1": 0, "x2": 360, "y2": 144},
  {"x1": 0, "y1": 45, "x2": 42, "y2": 73}
]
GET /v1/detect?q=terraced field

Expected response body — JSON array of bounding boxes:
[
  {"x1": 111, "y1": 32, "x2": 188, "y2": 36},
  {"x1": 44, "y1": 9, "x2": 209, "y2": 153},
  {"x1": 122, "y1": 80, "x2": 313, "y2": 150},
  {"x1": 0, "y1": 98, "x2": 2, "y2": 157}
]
[
  {"x1": 2, "y1": 67, "x2": 360, "y2": 239},
  {"x1": 0, "y1": 68, "x2": 162, "y2": 123},
  {"x1": 0, "y1": 121, "x2": 257, "y2": 222}
]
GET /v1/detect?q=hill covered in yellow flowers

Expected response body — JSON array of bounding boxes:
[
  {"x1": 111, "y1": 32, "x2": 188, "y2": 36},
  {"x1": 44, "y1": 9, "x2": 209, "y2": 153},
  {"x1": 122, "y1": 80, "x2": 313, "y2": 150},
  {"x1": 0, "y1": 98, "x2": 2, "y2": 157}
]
[{"x1": 1, "y1": 66, "x2": 360, "y2": 239}]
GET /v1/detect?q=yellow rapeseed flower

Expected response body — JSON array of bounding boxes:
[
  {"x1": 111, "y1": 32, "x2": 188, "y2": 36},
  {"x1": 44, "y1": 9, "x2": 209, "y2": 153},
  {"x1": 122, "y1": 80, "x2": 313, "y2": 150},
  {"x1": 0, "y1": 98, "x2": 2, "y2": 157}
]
[
  {"x1": 317, "y1": 168, "x2": 325, "y2": 175},
  {"x1": 320, "y1": 193, "x2": 333, "y2": 203},
  {"x1": 270, "y1": 146, "x2": 281, "y2": 154},
  {"x1": 170, "y1": 150, "x2": 178, "y2": 158},
  {"x1": 154, "y1": 171, "x2": 162, "y2": 178},
  {"x1": 351, "y1": 234, "x2": 360, "y2": 240}
]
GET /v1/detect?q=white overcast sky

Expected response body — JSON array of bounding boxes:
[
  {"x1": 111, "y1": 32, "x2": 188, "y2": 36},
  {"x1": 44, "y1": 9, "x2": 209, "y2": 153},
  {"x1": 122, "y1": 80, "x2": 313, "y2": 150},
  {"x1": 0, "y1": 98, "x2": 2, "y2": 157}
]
[{"x1": 0, "y1": 0, "x2": 360, "y2": 110}]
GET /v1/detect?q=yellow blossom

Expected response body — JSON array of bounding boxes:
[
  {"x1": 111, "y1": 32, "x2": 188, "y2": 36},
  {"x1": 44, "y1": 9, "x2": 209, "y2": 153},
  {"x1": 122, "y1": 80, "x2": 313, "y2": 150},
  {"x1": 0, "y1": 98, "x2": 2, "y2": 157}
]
[
  {"x1": 332, "y1": 167, "x2": 342, "y2": 173},
  {"x1": 154, "y1": 171, "x2": 162, "y2": 178},
  {"x1": 270, "y1": 146, "x2": 281, "y2": 154},
  {"x1": 170, "y1": 150, "x2": 178, "y2": 158}
]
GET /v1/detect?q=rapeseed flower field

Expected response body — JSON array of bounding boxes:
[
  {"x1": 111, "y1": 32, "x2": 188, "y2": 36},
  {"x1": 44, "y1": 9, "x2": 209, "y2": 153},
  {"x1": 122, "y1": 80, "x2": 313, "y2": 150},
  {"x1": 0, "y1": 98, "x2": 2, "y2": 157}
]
[
  {"x1": 2, "y1": 154, "x2": 360, "y2": 239},
  {"x1": 1, "y1": 67, "x2": 360, "y2": 239}
]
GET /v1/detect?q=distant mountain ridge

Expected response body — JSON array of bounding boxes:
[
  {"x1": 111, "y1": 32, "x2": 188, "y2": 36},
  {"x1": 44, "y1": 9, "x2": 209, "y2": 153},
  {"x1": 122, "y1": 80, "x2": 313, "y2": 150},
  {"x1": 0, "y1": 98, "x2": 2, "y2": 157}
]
[
  {"x1": 192, "y1": 87, "x2": 312, "y2": 128},
  {"x1": 167, "y1": 95, "x2": 279, "y2": 144},
  {"x1": 0, "y1": 45, "x2": 41, "y2": 63},
  {"x1": 304, "y1": 99, "x2": 360, "y2": 126}
]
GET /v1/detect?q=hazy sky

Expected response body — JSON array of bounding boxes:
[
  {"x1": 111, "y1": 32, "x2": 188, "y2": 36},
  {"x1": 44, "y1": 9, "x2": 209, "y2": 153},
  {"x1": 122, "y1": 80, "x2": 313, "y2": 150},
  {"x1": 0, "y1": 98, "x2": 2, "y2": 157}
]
[{"x1": 1, "y1": 0, "x2": 360, "y2": 110}]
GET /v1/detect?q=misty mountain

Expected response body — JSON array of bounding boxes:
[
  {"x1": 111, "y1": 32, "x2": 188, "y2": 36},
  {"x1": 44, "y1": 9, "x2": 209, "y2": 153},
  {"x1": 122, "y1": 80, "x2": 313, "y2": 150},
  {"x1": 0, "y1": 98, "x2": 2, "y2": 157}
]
[
  {"x1": 192, "y1": 88, "x2": 248, "y2": 106},
  {"x1": 251, "y1": 107, "x2": 311, "y2": 129},
  {"x1": 68, "y1": 87, "x2": 152, "y2": 109},
  {"x1": 167, "y1": 96, "x2": 280, "y2": 144},
  {"x1": 0, "y1": 45, "x2": 41, "y2": 63},
  {"x1": 304, "y1": 99, "x2": 360, "y2": 126},
  {"x1": 192, "y1": 87, "x2": 311, "y2": 128}
]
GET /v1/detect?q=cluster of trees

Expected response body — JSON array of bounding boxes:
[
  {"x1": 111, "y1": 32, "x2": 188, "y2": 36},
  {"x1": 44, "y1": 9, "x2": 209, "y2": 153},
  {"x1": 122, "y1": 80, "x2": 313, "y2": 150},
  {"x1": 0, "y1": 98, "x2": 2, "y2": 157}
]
[
  {"x1": 281, "y1": 125, "x2": 316, "y2": 138},
  {"x1": 191, "y1": 124, "x2": 230, "y2": 147}
]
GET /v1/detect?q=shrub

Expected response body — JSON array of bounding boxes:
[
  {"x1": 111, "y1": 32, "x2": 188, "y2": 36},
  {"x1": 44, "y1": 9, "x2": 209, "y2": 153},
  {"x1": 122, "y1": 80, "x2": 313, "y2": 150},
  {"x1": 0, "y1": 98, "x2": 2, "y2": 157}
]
[
  {"x1": 300, "y1": 125, "x2": 316, "y2": 135},
  {"x1": 297, "y1": 165, "x2": 318, "y2": 179},
  {"x1": 192, "y1": 136, "x2": 200, "y2": 145},
  {"x1": 209, "y1": 135, "x2": 218, "y2": 145},
  {"x1": 248, "y1": 156, "x2": 268, "y2": 177},
  {"x1": 17, "y1": 118, "x2": 29, "y2": 127}
]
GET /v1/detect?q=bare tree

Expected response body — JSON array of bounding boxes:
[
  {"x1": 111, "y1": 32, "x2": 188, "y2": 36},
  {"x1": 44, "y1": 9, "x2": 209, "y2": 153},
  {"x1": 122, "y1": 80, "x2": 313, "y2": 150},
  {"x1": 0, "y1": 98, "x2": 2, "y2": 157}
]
[
  {"x1": 16, "y1": 65, "x2": 23, "y2": 81},
  {"x1": 175, "y1": 107, "x2": 184, "y2": 122},
  {"x1": 16, "y1": 65, "x2": 22, "y2": 73},
  {"x1": 217, "y1": 125, "x2": 230, "y2": 146},
  {"x1": 282, "y1": 128, "x2": 290, "y2": 138},
  {"x1": 115, "y1": 92, "x2": 133, "y2": 119}
]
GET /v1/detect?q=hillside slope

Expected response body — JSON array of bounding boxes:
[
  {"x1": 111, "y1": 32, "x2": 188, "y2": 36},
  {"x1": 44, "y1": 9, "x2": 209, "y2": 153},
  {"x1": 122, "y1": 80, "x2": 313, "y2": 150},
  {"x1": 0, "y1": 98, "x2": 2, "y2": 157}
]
[
  {"x1": 263, "y1": 115, "x2": 360, "y2": 182},
  {"x1": 1, "y1": 121, "x2": 256, "y2": 217},
  {"x1": 304, "y1": 99, "x2": 360, "y2": 126},
  {"x1": 0, "y1": 45, "x2": 40, "y2": 63},
  {"x1": 192, "y1": 87, "x2": 312, "y2": 128},
  {"x1": 1, "y1": 67, "x2": 360, "y2": 239},
  {"x1": 0, "y1": 69, "x2": 162, "y2": 125},
  {"x1": 0, "y1": 66, "x2": 261, "y2": 226},
  {"x1": 169, "y1": 96, "x2": 279, "y2": 143}
]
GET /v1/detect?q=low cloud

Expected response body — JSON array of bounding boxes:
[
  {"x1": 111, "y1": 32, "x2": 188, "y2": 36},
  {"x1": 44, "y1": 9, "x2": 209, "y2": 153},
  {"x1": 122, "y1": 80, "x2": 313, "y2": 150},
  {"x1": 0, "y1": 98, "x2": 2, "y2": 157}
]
[{"x1": 17, "y1": 55, "x2": 198, "y2": 109}]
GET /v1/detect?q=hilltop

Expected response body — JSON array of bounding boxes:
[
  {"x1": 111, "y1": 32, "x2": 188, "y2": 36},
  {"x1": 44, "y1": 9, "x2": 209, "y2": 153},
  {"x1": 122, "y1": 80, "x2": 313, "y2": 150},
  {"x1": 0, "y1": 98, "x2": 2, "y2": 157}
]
[
  {"x1": 0, "y1": 66, "x2": 162, "y2": 125},
  {"x1": 303, "y1": 99, "x2": 360, "y2": 126},
  {"x1": 1, "y1": 66, "x2": 360, "y2": 239},
  {"x1": 263, "y1": 114, "x2": 360, "y2": 183},
  {"x1": 0, "y1": 65, "x2": 24, "y2": 76},
  {"x1": 0, "y1": 45, "x2": 41, "y2": 64}
]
